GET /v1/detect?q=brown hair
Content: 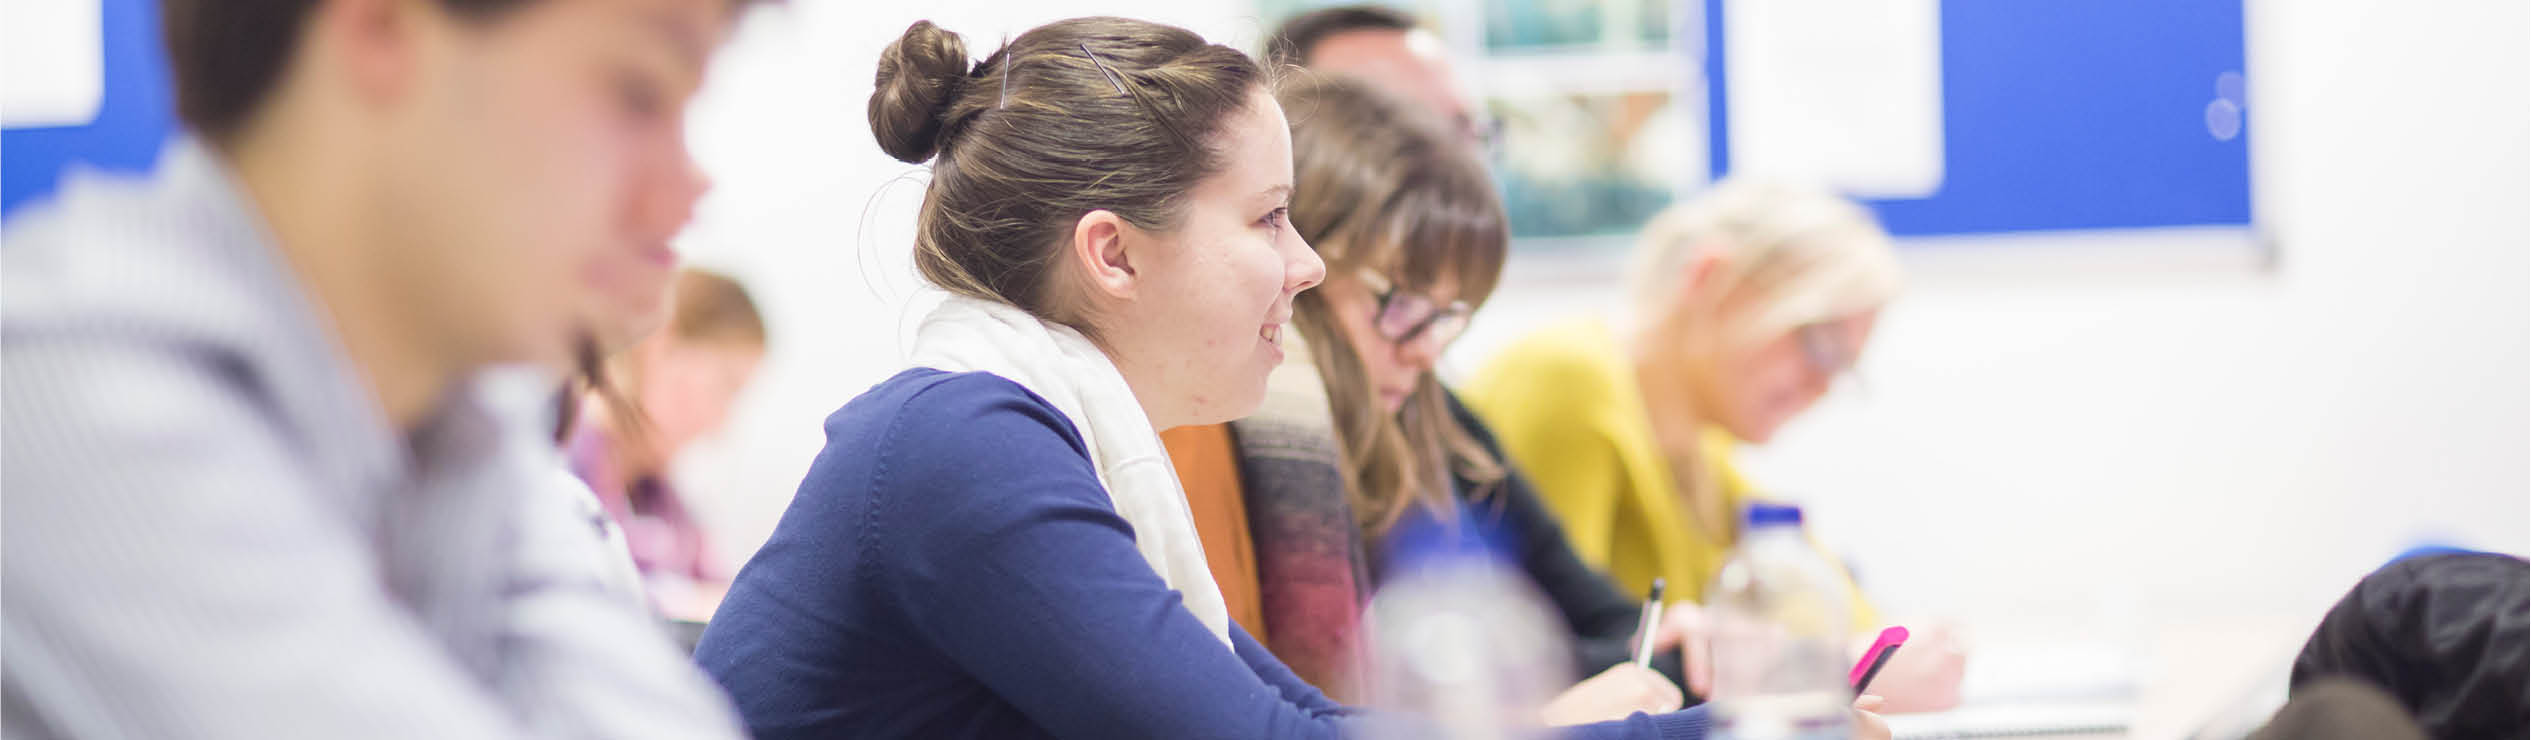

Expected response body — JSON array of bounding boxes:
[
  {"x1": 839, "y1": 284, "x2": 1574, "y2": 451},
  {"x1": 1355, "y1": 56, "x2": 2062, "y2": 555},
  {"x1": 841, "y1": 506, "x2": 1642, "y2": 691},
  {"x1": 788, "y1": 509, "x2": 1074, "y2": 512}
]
[
  {"x1": 1279, "y1": 74, "x2": 1510, "y2": 539},
  {"x1": 556, "y1": 268, "x2": 765, "y2": 445},
  {"x1": 1261, "y1": 4, "x2": 1417, "y2": 70},
  {"x1": 161, "y1": 0, "x2": 762, "y2": 141},
  {"x1": 869, "y1": 18, "x2": 1267, "y2": 335},
  {"x1": 662, "y1": 268, "x2": 766, "y2": 348}
]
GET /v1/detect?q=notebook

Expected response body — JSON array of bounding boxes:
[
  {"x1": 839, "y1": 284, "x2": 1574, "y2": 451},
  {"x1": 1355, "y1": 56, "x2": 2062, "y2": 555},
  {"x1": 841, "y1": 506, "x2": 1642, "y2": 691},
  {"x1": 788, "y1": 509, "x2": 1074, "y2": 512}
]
[
  {"x1": 1885, "y1": 639, "x2": 2140, "y2": 739},
  {"x1": 1886, "y1": 700, "x2": 2133, "y2": 739}
]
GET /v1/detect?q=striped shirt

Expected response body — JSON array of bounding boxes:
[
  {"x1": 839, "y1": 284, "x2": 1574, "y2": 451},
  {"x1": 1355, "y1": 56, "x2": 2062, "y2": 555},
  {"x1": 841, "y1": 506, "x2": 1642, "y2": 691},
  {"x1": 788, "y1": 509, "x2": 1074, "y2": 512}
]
[{"x1": 1, "y1": 140, "x2": 745, "y2": 739}]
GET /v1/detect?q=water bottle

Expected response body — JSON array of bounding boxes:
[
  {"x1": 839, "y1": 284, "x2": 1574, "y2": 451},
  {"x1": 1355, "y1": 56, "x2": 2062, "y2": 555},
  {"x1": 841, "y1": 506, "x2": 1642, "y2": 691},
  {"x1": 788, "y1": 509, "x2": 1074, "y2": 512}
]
[
  {"x1": 1365, "y1": 559, "x2": 1570, "y2": 740},
  {"x1": 1707, "y1": 502, "x2": 1853, "y2": 740}
]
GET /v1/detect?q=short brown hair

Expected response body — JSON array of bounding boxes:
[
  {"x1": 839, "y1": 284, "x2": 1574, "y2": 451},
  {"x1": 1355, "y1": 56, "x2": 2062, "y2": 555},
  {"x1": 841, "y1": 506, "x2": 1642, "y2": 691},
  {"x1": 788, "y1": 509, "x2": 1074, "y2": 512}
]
[
  {"x1": 1261, "y1": 5, "x2": 1417, "y2": 70},
  {"x1": 159, "y1": 0, "x2": 760, "y2": 140},
  {"x1": 869, "y1": 17, "x2": 1266, "y2": 334}
]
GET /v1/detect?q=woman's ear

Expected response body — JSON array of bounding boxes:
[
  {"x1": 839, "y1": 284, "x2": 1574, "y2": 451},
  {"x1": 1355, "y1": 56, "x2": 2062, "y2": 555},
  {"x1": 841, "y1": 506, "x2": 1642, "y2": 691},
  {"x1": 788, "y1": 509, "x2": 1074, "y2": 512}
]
[
  {"x1": 1682, "y1": 244, "x2": 1730, "y2": 297},
  {"x1": 1656, "y1": 245, "x2": 1730, "y2": 327},
  {"x1": 1071, "y1": 210, "x2": 1138, "y2": 301}
]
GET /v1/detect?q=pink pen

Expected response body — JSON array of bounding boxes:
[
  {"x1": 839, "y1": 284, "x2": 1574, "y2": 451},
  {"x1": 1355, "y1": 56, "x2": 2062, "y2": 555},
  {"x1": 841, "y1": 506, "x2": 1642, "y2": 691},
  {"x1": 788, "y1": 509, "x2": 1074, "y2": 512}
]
[{"x1": 1849, "y1": 626, "x2": 1909, "y2": 695}]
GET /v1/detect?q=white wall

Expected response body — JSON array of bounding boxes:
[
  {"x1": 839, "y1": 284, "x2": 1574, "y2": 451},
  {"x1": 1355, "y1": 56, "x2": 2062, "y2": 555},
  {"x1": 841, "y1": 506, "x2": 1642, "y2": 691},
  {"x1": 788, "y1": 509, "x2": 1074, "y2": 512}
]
[
  {"x1": 667, "y1": 1, "x2": 1279, "y2": 580},
  {"x1": 672, "y1": 0, "x2": 2529, "y2": 632},
  {"x1": 1782, "y1": 0, "x2": 2530, "y2": 626},
  {"x1": 1450, "y1": 0, "x2": 2531, "y2": 630}
]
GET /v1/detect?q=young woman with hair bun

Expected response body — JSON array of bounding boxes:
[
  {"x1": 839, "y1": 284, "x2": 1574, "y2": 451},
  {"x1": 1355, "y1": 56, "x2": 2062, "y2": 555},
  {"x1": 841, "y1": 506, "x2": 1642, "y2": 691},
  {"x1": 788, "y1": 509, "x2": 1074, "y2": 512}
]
[{"x1": 691, "y1": 16, "x2": 1799, "y2": 740}]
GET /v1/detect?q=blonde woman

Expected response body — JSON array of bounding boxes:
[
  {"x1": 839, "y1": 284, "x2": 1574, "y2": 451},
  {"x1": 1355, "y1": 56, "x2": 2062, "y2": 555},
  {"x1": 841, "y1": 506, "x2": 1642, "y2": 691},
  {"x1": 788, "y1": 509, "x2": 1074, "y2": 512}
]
[{"x1": 1464, "y1": 181, "x2": 1964, "y2": 711}]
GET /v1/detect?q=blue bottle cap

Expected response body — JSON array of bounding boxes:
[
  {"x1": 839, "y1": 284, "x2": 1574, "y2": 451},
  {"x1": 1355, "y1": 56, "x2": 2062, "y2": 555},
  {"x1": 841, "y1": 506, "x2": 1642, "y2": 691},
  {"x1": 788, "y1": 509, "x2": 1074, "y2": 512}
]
[{"x1": 1744, "y1": 502, "x2": 1804, "y2": 528}]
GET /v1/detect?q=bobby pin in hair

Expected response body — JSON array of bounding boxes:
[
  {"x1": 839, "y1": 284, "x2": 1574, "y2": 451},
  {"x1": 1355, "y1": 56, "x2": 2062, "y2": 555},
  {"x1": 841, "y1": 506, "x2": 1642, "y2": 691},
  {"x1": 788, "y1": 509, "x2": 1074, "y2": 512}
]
[
  {"x1": 1078, "y1": 43, "x2": 1130, "y2": 95},
  {"x1": 1075, "y1": 43, "x2": 1200, "y2": 152}
]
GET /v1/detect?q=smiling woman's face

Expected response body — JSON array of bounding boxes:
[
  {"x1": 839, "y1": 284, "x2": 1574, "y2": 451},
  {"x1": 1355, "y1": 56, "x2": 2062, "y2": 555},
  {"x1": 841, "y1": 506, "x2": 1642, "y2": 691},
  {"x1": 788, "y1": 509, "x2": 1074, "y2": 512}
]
[{"x1": 1096, "y1": 87, "x2": 1328, "y2": 429}]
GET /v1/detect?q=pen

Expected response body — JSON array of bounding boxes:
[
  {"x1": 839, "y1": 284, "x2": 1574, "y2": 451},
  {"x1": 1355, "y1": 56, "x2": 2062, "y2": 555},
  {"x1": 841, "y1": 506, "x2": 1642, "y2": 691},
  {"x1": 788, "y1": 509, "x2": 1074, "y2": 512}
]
[
  {"x1": 1850, "y1": 625, "x2": 1910, "y2": 696},
  {"x1": 1631, "y1": 578, "x2": 1667, "y2": 668}
]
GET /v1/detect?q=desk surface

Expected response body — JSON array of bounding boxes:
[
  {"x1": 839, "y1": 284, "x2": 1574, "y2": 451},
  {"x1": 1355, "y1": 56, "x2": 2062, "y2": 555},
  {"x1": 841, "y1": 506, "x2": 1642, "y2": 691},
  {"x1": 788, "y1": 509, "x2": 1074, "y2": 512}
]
[{"x1": 1885, "y1": 613, "x2": 2314, "y2": 740}]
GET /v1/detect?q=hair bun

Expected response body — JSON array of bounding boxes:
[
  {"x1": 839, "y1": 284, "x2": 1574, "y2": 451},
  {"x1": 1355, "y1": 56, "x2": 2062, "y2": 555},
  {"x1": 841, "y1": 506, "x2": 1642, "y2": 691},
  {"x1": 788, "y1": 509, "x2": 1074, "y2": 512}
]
[{"x1": 869, "y1": 20, "x2": 971, "y2": 163}]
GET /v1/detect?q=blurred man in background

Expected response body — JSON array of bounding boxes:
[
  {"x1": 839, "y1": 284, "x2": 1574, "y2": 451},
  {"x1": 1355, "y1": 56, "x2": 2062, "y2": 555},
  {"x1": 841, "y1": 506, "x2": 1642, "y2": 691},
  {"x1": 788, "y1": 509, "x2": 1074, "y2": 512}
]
[{"x1": 1263, "y1": 4, "x2": 1489, "y2": 148}]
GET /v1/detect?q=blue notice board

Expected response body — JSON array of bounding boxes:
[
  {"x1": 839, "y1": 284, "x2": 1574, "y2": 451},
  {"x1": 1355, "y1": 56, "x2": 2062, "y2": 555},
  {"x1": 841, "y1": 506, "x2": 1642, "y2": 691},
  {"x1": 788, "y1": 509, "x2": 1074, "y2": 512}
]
[
  {"x1": 1700, "y1": 0, "x2": 2253, "y2": 238},
  {"x1": 1, "y1": 0, "x2": 177, "y2": 221}
]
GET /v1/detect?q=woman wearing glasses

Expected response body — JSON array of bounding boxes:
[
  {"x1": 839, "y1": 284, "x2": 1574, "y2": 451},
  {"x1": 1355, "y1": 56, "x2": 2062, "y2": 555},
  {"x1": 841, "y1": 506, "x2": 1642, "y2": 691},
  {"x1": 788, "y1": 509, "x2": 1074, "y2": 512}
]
[
  {"x1": 1270, "y1": 78, "x2": 1893, "y2": 727},
  {"x1": 1462, "y1": 181, "x2": 1965, "y2": 711}
]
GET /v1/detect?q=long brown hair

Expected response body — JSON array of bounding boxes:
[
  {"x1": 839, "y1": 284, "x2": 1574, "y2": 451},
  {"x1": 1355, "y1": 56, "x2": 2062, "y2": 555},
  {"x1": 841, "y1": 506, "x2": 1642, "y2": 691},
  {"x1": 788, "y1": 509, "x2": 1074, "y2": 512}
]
[
  {"x1": 1279, "y1": 75, "x2": 1509, "y2": 540},
  {"x1": 870, "y1": 18, "x2": 1267, "y2": 338}
]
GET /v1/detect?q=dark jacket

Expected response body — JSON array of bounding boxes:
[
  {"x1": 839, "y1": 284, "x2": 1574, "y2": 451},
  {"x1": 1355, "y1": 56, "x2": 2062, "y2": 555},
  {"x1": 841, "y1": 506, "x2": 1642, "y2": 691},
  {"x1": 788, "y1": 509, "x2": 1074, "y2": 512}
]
[{"x1": 2292, "y1": 551, "x2": 2527, "y2": 740}]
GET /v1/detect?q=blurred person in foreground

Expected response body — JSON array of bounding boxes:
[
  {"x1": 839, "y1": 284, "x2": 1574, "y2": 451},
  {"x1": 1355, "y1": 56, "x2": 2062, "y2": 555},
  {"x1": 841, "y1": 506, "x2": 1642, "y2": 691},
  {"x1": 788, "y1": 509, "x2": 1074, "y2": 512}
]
[
  {"x1": 0, "y1": 0, "x2": 757, "y2": 736},
  {"x1": 2286, "y1": 551, "x2": 2527, "y2": 739},
  {"x1": 1464, "y1": 180, "x2": 1967, "y2": 711},
  {"x1": 564, "y1": 268, "x2": 768, "y2": 620},
  {"x1": 533, "y1": 175, "x2": 710, "y2": 617}
]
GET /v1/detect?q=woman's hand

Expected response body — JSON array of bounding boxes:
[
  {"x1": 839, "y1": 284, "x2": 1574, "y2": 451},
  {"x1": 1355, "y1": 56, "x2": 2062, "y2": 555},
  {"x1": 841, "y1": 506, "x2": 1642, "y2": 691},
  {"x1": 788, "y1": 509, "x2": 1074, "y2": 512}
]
[
  {"x1": 1852, "y1": 694, "x2": 1892, "y2": 740},
  {"x1": 1855, "y1": 621, "x2": 1967, "y2": 712},
  {"x1": 1540, "y1": 663, "x2": 1685, "y2": 726},
  {"x1": 1644, "y1": 602, "x2": 1715, "y2": 697}
]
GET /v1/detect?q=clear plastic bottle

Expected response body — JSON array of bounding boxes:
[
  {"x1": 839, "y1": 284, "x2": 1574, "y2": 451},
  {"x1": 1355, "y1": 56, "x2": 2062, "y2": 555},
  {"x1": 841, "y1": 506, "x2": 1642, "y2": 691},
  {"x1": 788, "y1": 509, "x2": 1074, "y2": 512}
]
[
  {"x1": 1365, "y1": 559, "x2": 1570, "y2": 740},
  {"x1": 1707, "y1": 502, "x2": 1854, "y2": 740}
]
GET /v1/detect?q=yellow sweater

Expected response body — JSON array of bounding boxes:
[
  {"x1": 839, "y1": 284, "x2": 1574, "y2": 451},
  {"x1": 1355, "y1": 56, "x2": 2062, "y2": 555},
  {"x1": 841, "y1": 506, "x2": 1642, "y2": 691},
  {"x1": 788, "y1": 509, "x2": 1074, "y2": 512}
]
[{"x1": 1464, "y1": 318, "x2": 1879, "y2": 629}]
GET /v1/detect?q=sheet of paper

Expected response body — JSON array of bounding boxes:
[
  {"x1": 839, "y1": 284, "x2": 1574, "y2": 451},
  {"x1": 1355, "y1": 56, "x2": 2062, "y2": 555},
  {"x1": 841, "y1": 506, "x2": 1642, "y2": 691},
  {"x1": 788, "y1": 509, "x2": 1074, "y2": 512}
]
[
  {"x1": 1722, "y1": 0, "x2": 1946, "y2": 198},
  {"x1": 2, "y1": 0, "x2": 105, "y2": 128}
]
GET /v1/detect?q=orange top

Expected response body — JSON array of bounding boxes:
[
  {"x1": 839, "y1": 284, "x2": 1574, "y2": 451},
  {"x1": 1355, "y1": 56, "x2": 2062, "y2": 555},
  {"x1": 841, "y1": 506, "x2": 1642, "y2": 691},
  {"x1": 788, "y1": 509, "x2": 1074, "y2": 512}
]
[{"x1": 1162, "y1": 423, "x2": 1266, "y2": 640}]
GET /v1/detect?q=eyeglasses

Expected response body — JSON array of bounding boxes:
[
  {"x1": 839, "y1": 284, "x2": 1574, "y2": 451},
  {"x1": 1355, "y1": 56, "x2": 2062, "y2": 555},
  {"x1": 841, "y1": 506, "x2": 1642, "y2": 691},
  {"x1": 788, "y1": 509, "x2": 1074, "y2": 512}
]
[
  {"x1": 1795, "y1": 322, "x2": 1856, "y2": 379},
  {"x1": 1460, "y1": 112, "x2": 1506, "y2": 155},
  {"x1": 1355, "y1": 270, "x2": 1471, "y2": 349}
]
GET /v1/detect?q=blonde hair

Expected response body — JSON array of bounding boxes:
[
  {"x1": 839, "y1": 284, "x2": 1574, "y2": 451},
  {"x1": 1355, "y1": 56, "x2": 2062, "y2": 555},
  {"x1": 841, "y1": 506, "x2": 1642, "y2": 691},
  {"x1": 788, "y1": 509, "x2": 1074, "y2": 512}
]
[
  {"x1": 1280, "y1": 74, "x2": 1509, "y2": 540},
  {"x1": 1626, "y1": 179, "x2": 1902, "y2": 347},
  {"x1": 1624, "y1": 180, "x2": 1902, "y2": 538}
]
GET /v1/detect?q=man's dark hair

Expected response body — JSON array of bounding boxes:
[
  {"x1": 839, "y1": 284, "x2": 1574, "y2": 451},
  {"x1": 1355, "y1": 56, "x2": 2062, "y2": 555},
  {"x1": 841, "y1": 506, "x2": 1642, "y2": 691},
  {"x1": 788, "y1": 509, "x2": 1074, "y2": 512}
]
[
  {"x1": 159, "y1": 0, "x2": 759, "y2": 140},
  {"x1": 1260, "y1": 4, "x2": 1417, "y2": 70},
  {"x1": 160, "y1": 0, "x2": 518, "y2": 139}
]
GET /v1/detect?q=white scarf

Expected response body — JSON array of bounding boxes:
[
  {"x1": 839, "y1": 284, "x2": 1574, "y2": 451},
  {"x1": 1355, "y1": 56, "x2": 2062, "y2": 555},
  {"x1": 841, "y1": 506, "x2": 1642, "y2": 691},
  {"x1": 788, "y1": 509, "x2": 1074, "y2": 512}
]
[{"x1": 909, "y1": 295, "x2": 1234, "y2": 648}]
